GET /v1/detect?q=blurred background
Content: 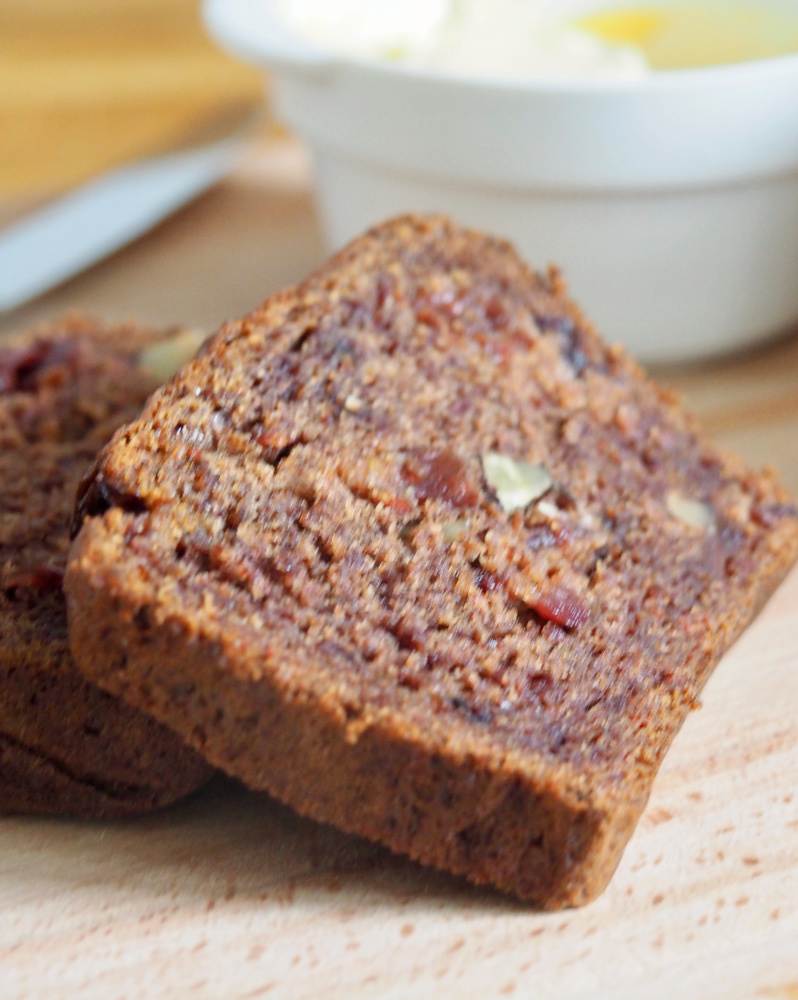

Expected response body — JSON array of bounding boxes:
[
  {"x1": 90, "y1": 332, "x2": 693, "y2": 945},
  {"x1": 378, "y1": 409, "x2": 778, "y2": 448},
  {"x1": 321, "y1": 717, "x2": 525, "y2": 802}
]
[
  {"x1": 0, "y1": 0, "x2": 796, "y2": 492},
  {"x1": 0, "y1": 0, "x2": 264, "y2": 198},
  {"x1": 0, "y1": 0, "x2": 324, "y2": 342}
]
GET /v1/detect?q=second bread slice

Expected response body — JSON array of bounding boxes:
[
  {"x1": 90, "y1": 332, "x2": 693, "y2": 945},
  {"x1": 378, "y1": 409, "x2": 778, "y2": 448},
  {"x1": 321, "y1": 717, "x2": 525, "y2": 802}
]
[{"x1": 1, "y1": 316, "x2": 213, "y2": 817}]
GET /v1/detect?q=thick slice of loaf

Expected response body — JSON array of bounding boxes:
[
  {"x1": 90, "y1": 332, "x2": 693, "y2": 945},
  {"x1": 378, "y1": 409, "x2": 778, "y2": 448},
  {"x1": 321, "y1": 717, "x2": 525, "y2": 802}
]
[
  {"x1": 66, "y1": 217, "x2": 798, "y2": 903},
  {"x1": 1, "y1": 316, "x2": 212, "y2": 817}
]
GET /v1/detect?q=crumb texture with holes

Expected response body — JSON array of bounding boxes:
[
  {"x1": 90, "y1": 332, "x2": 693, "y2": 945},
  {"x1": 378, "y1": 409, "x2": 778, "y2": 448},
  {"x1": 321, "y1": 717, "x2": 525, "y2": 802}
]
[{"x1": 66, "y1": 217, "x2": 798, "y2": 904}]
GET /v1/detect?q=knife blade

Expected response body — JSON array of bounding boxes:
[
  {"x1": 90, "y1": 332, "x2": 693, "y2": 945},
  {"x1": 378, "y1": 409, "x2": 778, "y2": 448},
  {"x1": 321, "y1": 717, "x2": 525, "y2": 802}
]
[{"x1": 0, "y1": 112, "x2": 254, "y2": 314}]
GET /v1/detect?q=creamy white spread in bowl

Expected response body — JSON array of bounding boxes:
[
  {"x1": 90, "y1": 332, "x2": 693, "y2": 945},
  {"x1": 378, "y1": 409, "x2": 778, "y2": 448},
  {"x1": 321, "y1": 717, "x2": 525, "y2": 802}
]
[{"x1": 276, "y1": 0, "x2": 649, "y2": 81}]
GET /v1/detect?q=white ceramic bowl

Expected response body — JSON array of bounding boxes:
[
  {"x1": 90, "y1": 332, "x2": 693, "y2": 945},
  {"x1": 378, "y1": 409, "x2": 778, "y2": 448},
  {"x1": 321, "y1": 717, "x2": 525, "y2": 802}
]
[{"x1": 204, "y1": 0, "x2": 798, "y2": 363}]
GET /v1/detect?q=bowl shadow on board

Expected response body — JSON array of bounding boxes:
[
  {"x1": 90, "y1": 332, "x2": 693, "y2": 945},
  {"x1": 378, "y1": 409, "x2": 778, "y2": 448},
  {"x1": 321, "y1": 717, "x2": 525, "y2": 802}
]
[{"x1": 17, "y1": 773, "x2": 527, "y2": 915}]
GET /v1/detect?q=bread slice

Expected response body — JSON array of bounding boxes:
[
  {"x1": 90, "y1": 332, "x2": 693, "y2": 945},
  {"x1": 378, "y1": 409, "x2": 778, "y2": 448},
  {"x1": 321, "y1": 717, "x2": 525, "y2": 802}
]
[
  {"x1": 1, "y1": 316, "x2": 213, "y2": 817},
  {"x1": 66, "y1": 217, "x2": 798, "y2": 903}
]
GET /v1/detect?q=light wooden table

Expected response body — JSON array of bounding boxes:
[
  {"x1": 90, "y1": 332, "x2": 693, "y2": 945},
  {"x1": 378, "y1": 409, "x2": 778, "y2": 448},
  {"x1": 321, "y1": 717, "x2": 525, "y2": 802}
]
[
  {"x1": 1, "y1": 5, "x2": 798, "y2": 998},
  {"x1": 0, "y1": 0, "x2": 264, "y2": 197}
]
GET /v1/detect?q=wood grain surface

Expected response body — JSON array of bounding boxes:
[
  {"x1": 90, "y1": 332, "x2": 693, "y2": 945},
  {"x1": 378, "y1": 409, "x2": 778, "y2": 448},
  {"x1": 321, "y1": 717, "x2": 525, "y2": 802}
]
[
  {"x1": 0, "y1": 0, "x2": 264, "y2": 197},
  {"x1": 1, "y1": 4, "x2": 797, "y2": 996}
]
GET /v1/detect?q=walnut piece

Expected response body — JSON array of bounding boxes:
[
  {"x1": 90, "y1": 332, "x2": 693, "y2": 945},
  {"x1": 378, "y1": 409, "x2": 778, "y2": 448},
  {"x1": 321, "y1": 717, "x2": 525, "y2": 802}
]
[
  {"x1": 138, "y1": 328, "x2": 208, "y2": 382},
  {"x1": 666, "y1": 491, "x2": 716, "y2": 531},
  {"x1": 481, "y1": 451, "x2": 552, "y2": 513}
]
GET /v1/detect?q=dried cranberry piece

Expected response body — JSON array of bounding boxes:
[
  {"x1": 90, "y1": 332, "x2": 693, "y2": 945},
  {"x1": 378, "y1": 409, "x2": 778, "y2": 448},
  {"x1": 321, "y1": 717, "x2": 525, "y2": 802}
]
[
  {"x1": 0, "y1": 341, "x2": 52, "y2": 393},
  {"x1": 534, "y1": 314, "x2": 598, "y2": 376},
  {"x1": 526, "y1": 671, "x2": 555, "y2": 693},
  {"x1": 473, "y1": 566, "x2": 505, "y2": 593},
  {"x1": 2, "y1": 563, "x2": 64, "y2": 592},
  {"x1": 526, "y1": 524, "x2": 559, "y2": 550},
  {"x1": 401, "y1": 448, "x2": 480, "y2": 507},
  {"x1": 0, "y1": 338, "x2": 85, "y2": 394},
  {"x1": 71, "y1": 464, "x2": 147, "y2": 537},
  {"x1": 528, "y1": 585, "x2": 590, "y2": 629},
  {"x1": 751, "y1": 500, "x2": 798, "y2": 529}
]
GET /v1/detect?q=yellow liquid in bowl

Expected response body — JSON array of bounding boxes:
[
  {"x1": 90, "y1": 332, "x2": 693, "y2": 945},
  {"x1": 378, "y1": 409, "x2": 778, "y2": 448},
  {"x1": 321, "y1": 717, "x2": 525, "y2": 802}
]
[{"x1": 576, "y1": 2, "x2": 798, "y2": 69}]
